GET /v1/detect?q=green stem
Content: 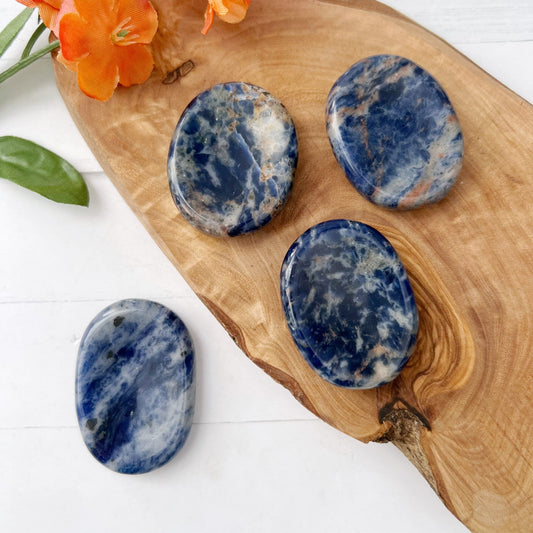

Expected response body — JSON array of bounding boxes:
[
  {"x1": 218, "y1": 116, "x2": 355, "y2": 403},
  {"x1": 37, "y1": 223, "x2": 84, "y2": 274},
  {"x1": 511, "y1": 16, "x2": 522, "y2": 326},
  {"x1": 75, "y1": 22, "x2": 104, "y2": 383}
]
[
  {"x1": 0, "y1": 41, "x2": 59, "y2": 85},
  {"x1": 21, "y1": 22, "x2": 47, "y2": 59}
]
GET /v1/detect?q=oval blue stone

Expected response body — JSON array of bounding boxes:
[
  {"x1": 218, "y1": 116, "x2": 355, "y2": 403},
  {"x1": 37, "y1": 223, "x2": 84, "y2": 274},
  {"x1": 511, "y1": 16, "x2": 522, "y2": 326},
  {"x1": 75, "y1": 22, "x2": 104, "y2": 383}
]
[
  {"x1": 326, "y1": 55, "x2": 464, "y2": 210},
  {"x1": 281, "y1": 220, "x2": 418, "y2": 389},
  {"x1": 76, "y1": 299, "x2": 195, "y2": 474},
  {"x1": 168, "y1": 82, "x2": 298, "y2": 237}
]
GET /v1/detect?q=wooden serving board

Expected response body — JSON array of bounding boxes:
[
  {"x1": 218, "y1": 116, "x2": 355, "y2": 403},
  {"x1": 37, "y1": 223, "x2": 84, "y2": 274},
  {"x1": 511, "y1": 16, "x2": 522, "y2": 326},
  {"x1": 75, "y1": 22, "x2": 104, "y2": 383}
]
[{"x1": 53, "y1": 1, "x2": 533, "y2": 530}]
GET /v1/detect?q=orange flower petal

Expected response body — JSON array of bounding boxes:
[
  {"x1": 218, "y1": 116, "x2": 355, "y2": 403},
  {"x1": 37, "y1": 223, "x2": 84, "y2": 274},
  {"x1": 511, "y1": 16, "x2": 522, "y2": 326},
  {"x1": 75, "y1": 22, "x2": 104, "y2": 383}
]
[
  {"x1": 202, "y1": 0, "x2": 250, "y2": 33},
  {"x1": 76, "y1": 53, "x2": 119, "y2": 101},
  {"x1": 218, "y1": 0, "x2": 250, "y2": 23},
  {"x1": 71, "y1": 0, "x2": 113, "y2": 28},
  {"x1": 16, "y1": 1, "x2": 63, "y2": 29},
  {"x1": 201, "y1": 4, "x2": 215, "y2": 35},
  {"x1": 16, "y1": 0, "x2": 40, "y2": 7},
  {"x1": 117, "y1": 44, "x2": 154, "y2": 86},
  {"x1": 59, "y1": 13, "x2": 96, "y2": 61},
  {"x1": 38, "y1": 3, "x2": 60, "y2": 30},
  {"x1": 56, "y1": 49, "x2": 78, "y2": 73},
  {"x1": 16, "y1": 0, "x2": 62, "y2": 8},
  {"x1": 51, "y1": 0, "x2": 73, "y2": 36},
  {"x1": 209, "y1": 0, "x2": 229, "y2": 16}
]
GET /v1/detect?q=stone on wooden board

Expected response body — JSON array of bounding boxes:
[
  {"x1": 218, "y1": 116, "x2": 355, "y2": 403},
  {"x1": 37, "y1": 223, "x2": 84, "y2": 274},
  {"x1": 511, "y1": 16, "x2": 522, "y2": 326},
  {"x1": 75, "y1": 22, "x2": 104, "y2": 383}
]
[
  {"x1": 281, "y1": 220, "x2": 418, "y2": 389},
  {"x1": 76, "y1": 299, "x2": 195, "y2": 474},
  {"x1": 326, "y1": 55, "x2": 464, "y2": 209},
  {"x1": 168, "y1": 82, "x2": 298, "y2": 236}
]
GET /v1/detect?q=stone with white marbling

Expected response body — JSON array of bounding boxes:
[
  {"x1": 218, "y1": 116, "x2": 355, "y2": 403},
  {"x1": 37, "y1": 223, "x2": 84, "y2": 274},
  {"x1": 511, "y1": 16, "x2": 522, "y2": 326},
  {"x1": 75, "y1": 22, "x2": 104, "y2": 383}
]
[
  {"x1": 168, "y1": 82, "x2": 297, "y2": 236},
  {"x1": 76, "y1": 299, "x2": 195, "y2": 474},
  {"x1": 281, "y1": 220, "x2": 418, "y2": 389},
  {"x1": 326, "y1": 55, "x2": 464, "y2": 209}
]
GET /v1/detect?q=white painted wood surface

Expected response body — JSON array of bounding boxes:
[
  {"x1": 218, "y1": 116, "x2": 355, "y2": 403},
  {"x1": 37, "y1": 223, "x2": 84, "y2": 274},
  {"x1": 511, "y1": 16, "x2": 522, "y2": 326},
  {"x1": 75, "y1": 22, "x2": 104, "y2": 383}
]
[{"x1": 0, "y1": 2, "x2": 531, "y2": 531}]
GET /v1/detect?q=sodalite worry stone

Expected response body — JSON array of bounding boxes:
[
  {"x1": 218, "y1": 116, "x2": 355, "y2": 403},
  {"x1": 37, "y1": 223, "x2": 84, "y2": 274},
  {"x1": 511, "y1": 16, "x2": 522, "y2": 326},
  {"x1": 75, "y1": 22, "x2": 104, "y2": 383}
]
[
  {"x1": 326, "y1": 55, "x2": 464, "y2": 209},
  {"x1": 281, "y1": 220, "x2": 418, "y2": 389},
  {"x1": 76, "y1": 299, "x2": 195, "y2": 474},
  {"x1": 168, "y1": 82, "x2": 298, "y2": 236}
]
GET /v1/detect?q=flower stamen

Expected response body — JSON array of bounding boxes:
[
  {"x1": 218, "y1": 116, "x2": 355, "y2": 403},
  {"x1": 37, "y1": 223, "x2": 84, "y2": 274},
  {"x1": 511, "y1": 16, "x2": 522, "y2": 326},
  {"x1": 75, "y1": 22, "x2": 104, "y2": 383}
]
[{"x1": 111, "y1": 17, "x2": 138, "y2": 43}]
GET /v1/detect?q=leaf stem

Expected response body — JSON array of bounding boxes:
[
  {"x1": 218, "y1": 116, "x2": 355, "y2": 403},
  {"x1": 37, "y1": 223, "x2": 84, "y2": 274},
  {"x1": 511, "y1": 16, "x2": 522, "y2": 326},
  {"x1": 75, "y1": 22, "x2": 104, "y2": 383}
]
[
  {"x1": 21, "y1": 22, "x2": 47, "y2": 59},
  {"x1": 0, "y1": 41, "x2": 59, "y2": 85}
]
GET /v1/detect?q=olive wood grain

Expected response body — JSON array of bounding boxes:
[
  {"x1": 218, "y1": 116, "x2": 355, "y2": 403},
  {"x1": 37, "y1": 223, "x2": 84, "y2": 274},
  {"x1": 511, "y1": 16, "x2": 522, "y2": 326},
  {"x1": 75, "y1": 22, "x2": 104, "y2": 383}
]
[{"x1": 53, "y1": 1, "x2": 533, "y2": 531}]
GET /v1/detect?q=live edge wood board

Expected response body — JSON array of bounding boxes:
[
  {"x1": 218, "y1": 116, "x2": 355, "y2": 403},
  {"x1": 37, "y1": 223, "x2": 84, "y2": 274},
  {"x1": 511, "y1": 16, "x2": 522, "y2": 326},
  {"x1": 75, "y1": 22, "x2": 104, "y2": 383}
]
[{"x1": 53, "y1": 1, "x2": 533, "y2": 530}]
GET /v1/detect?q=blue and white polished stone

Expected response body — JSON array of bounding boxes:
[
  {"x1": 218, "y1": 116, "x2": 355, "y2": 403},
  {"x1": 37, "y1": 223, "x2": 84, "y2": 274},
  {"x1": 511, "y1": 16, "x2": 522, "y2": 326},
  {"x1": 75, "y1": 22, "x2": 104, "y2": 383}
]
[
  {"x1": 281, "y1": 220, "x2": 418, "y2": 389},
  {"x1": 326, "y1": 55, "x2": 464, "y2": 209},
  {"x1": 168, "y1": 82, "x2": 298, "y2": 237},
  {"x1": 76, "y1": 299, "x2": 195, "y2": 474}
]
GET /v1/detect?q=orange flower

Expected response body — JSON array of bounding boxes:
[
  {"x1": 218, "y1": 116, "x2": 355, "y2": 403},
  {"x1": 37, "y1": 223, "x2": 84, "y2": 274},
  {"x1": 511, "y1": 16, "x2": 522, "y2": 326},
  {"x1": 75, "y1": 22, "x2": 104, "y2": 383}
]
[
  {"x1": 202, "y1": 0, "x2": 251, "y2": 35},
  {"x1": 57, "y1": 0, "x2": 158, "y2": 101},
  {"x1": 16, "y1": 0, "x2": 63, "y2": 32}
]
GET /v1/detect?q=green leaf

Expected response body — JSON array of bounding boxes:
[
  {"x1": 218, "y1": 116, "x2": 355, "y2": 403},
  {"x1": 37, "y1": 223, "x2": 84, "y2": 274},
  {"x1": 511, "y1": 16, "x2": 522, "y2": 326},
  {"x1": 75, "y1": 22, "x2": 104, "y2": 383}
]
[
  {"x1": 0, "y1": 136, "x2": 89, "y2": 206},
  {"x1": 0, "y1": 8, "x2": 34, "y2": 59}
]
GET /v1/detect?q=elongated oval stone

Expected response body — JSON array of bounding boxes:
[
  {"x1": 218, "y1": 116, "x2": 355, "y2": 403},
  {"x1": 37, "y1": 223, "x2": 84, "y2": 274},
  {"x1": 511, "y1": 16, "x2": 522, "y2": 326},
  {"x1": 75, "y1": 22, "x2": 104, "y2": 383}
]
[
  {"x1": 76, "y1": 299, "x2": 195, "y2": 474},
  {"x1": 326, "y1": 55, "x2": 464, "y2": 210},
  {"x1": 281, "y1": 220, "x2": 418, "y2": 389},
  {"x1": 168, "y1": 82, "x2": 298, "y2": 237}
]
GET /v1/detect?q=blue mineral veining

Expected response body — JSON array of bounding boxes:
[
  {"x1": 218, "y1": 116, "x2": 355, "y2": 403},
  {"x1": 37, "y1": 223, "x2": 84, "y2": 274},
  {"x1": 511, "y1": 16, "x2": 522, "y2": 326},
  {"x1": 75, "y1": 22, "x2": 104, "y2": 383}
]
[
  {"x1": 168, "y1": 82, "x2": 298, "y2": 236},
  {"x1": 76, "y1": 299, "x2": 195, "y2": 474},
  {"x1": 326, "y1": 55, "x2": 464, "y2": 209},
  {"x1": 281, "y1": 220, "x2": 418, "y2": 389}
]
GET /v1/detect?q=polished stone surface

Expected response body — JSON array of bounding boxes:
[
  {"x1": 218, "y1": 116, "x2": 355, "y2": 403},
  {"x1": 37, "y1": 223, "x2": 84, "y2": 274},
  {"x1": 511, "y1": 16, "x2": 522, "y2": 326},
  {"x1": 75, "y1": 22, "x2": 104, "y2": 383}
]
[
  {"x1": 281, "y1": 220, "x2": 418, "y2": 389},
  {"x1": 326, "y1": 55, "x2": 463, "y2": 209},
  {"x1": 76, "y1": 299, "x2": 195, "y2": 474},
  {"x1": 168, "y1": 82, "x2": 298, "y2": 236}
]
